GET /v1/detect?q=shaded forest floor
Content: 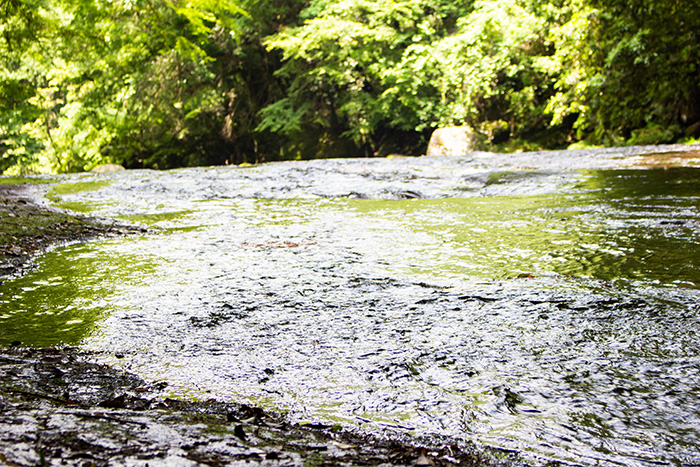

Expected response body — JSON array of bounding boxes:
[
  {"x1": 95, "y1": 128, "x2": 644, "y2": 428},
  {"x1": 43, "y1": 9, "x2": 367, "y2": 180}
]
[{"x1": 0, "y1": 183, "x2": 529, "y2": 466}]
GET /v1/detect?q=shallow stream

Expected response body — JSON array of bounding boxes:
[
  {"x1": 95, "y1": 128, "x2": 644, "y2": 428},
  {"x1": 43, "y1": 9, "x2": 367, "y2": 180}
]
[{"x1": 2, "y1": 145, "x2": 700, "y2": 466}]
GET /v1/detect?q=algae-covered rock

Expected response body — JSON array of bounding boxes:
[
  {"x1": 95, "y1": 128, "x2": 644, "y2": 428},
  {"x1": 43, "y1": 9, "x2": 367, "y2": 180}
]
[{"x1": 0, "y1": 184, "x2": 145, "y2": 279}]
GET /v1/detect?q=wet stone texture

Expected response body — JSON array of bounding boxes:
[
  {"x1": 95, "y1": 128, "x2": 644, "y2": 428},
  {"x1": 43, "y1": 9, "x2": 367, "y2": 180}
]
[{"x1": 0, "y1": 347, "x2": 525, "y2": 467}]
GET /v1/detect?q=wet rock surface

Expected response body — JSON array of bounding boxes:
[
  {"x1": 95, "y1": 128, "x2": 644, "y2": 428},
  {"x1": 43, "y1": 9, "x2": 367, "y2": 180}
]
[
  {"x1": 0, "y1": 347, "x2": 525, "y2": 466},
  {"x1": 0, "y1": 180, "x2": 527, "y2": 467},
  {"x1": 4, "y1": 146, "x2": 700, "y2": 466},
  {"x1": 0, "y1": 183, "x2": 522, "y2": 466}
]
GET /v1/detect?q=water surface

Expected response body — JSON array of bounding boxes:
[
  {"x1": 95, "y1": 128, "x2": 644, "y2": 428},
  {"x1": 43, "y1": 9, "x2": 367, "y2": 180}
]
[{"x1": 2, "y1": 147, "x2": 700, "y2": 466}]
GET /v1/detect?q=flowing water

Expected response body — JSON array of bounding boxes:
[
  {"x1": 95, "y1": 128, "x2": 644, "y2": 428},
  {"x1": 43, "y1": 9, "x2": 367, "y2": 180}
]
[{"x1": 2, "y1": 146, "x2": 700, "y2": 466}]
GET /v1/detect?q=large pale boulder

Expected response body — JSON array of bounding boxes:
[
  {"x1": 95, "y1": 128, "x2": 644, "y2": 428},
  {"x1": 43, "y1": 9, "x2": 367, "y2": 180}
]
[
  {"x1": 90, "y1": 164, "x2": 125, "y2": 173},
  {"x1": 426, "y1": 126, "x2": 479, "y2": 156}
]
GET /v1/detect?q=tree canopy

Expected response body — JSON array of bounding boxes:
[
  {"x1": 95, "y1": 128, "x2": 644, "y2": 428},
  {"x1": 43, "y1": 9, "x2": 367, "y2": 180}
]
[{"x1": 1, "y1": 0, "x2": 698, "y2": 173}]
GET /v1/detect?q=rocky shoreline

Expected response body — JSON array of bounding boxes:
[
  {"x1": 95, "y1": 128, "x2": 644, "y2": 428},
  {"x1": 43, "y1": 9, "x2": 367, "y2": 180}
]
[
  {"x1": 0, "y1": 183, "x2": 530, "y2": 466},
  {"x1": 0, "y1": 183, "x2": 147, "y2": 280}
]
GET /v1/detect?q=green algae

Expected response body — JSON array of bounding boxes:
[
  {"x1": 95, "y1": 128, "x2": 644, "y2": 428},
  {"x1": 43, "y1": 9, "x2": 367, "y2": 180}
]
[
  {"x1": 0, "y1": 176, "x2": 55, "y2": 185},
  {"x1": 0, "y1": 240, "x2": 155, "y2": 346},
  {"x1": 45, "y1": 180, "x2": 111, "y2": 213}
]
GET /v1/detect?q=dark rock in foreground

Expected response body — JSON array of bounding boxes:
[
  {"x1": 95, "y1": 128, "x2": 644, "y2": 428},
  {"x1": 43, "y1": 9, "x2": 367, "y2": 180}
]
[{"x1": 0, "y1": 347, "x2": 527, "y2": 466}]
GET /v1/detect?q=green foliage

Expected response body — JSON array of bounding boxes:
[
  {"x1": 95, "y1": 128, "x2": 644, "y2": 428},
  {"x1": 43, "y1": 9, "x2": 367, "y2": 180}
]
[
  {"x1": 386, "y1": 0, "x2": 549, "y2": 133},
  {"x1": 543, "y1": 0, "x2": 700, "y2": 144},
  {"x1": 261, "y1": 0, "x2": 561, "y2": 154},
  {"x1": 1, "y1": 0, "x2": 698, "y2": 173},
  {"x1": 0, "y1": 0, "x2": 51, "y2": 173},
  {"x1": 60, "y1": 0, "x2": 250, "y2": 171},
  {"x1": 1, "y1": 0, "x2": 249, "y2": 173},
  {"x1": 261, "y1": 0, "x2": 449, "y2": 156}
]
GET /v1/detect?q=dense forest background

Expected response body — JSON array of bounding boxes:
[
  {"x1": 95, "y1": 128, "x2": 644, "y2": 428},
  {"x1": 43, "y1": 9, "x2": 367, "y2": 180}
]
[{"x1": 1, "y1": 0, "x2": 699, "y2": 173}]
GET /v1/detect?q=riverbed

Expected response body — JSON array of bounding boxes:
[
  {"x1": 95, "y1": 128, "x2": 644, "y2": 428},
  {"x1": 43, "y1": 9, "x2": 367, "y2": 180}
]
[{"x1": 2, "y1": 145, "x2": 699, "y2": 466}]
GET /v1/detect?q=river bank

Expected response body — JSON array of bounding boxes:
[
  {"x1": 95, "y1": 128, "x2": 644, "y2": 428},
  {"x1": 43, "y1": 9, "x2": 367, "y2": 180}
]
[
  {"x1": 0, "y1": 183, "x2": 147, "y2": 280},
  {"x1": 0, "y1": 183, "x2": 528, "y2": 466}
]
